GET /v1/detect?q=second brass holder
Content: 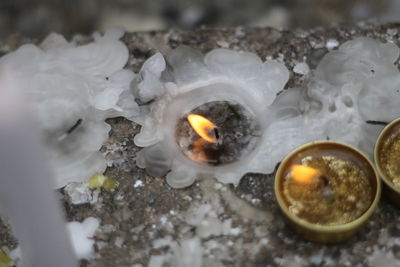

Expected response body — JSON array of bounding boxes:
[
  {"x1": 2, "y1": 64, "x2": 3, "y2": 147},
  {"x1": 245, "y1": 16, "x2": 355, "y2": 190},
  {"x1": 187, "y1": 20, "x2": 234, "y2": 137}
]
[
  {"x1": 374, "y1": 117, "x2": 400, "y2": 207},
  {"x1": 274, "y1": 141, "x2": 381, "y2": 243}
]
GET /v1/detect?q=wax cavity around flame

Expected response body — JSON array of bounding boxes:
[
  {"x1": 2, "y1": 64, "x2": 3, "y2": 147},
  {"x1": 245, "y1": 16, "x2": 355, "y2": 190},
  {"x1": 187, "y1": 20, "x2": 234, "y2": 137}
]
[
  {"x1": 134, "y1": 46, "x2": 289, "y2": 187},
  {"x1": 176, "y1": 101, "x2": 261, "y2": 166}
]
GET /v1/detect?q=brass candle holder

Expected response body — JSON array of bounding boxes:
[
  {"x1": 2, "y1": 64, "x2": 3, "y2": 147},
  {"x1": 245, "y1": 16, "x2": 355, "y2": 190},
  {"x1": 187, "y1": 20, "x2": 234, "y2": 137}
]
[
  {"x1": 274, "y1": 141, "x2": 381, "y2": 243},
  {"x1": 374, "y1": 118, "x2": 400, "y2": 207}
]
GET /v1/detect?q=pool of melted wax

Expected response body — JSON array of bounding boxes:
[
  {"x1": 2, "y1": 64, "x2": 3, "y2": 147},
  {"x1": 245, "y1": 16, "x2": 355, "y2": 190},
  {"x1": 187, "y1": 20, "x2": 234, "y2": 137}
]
[
  {"x1": 175, "y1": 101, "x2": 261, "y2": 165},
  {"x1": 284, "y1": 156, "x2": 373, "y2": 226}
]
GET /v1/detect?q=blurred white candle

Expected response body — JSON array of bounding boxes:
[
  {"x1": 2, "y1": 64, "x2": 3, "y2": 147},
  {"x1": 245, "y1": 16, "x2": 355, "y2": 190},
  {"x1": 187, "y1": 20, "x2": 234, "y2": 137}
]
[{"x1": 0, "y1": 69, "x2": 77, "y2": 267}]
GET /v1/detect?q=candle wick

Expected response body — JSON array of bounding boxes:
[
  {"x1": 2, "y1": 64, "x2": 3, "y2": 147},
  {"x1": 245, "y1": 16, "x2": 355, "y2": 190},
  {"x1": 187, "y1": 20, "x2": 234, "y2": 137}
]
[
  {"x1": 57, "y1": 118, "x2": 83, "y2": 142},
  {"x1": 365, "y1": 120, "x2": 389, "y2": 126},
  {"x1": 320, "y1": 175, "x2": 329, "y2": 186},
  {"x1": 66, "y1": 118, "x2": 83, "y2": 134},
  {"x1": 214, "y1": 127, "x2": 219, "y2": 140}
]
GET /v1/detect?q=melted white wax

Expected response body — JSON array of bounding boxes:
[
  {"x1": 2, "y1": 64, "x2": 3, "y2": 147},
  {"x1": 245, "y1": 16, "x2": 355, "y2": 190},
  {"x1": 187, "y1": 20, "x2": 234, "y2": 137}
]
[
  {"x1": 67, "y1": 217, "x2": 100, "y2": 259},
  {"x1": 3, "y1": 32, "x2": 398, "y2": 189},
  {"x1": 271, "y1": 37, "x2": 400, "y2": 159},
  {"x1": 135, "y1": 38, "x2": 400, "y2": 188},
  {"x1": 0, "y1": 27, "x2": 140, "y2": 188},
  {"x1": 133, "y1": 46, "x2": 289, "y2": 188}
]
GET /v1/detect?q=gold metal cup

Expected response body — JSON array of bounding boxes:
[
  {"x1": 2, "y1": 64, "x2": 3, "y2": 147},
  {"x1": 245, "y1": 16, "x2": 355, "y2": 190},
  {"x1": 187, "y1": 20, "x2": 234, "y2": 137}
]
[
  {"x1": 274, "y1": 141, "x2": 381, "y2": 243},
  {"x1": 374, "y1": 118, "x2": 400, "y2": 207}
]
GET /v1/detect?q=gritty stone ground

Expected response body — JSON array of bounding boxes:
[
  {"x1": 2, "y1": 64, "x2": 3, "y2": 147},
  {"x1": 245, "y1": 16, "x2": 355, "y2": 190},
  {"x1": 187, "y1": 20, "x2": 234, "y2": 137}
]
[{"x1": 2, "y1": 23, "x2": 400, "y2": 267}]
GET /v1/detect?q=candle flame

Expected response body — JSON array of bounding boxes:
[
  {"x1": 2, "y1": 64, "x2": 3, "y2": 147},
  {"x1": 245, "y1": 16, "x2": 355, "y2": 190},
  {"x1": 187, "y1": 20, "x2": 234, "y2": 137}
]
[
  {"x1": 291, "y1": 164, "x2": 321, "y2": 184},
  {"x1": 186, "y1": 138, "x2": 209, "y2": 162},
  {"x1": 187, "y1": 114, "x2": 217, "y2": 143}
]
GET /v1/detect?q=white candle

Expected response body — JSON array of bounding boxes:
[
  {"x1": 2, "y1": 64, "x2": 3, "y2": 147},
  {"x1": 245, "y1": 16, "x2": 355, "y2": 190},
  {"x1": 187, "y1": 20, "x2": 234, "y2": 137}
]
[{"x1": 0, "y1": 70, "x2": 77, "y2": 267}]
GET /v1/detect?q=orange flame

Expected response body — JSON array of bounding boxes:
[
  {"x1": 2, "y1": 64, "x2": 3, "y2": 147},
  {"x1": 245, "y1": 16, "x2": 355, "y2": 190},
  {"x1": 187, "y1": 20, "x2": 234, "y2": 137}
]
[
  {"x1": 186, "y1": 138, "x2": 209, "y2": 162},
  {"x1": 187, "y1": 114, "x2": 217, "y2": 143},
  {"x1": 290, "y1": 164, "x2": 321, "y2": 184}
]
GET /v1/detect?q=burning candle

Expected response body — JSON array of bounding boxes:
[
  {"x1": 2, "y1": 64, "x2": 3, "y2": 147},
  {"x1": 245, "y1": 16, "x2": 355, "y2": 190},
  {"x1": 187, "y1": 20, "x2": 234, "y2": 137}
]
[
  {"x1": 274, "y1": 141, "x2": 381, "y2": 243},
  {"x1": 187, "y1": 114, "x2": 218, "y2": 143},
  {"x1": 174, "y1": 101, "x2": 261, "y2": 167},
  {"x1": 184, "y1": 113, "x2": 218, "y2": 163},
  {"x1": 374, "y1": 118, "x2": 400, "y2": 207}
]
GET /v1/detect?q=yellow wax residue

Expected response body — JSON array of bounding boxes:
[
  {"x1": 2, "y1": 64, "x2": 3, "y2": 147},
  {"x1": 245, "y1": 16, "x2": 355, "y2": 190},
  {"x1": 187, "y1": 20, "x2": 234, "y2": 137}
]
[
  {"x1": 0, "y1": 250, "x2": 12, "y2": 267},
  {"x1": 86, "y1": 173, "x2": 119, "y2": 190},
  {"x1": 284, "y1": 156, "x2": 373, "y2": 226},
  {"x1": 380, "y1": 133, "x2": 400, "y2": 189}
]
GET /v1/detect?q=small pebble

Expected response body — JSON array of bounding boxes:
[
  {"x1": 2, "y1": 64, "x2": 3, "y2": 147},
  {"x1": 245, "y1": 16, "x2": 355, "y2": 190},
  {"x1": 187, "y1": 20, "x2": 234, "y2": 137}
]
[
  {"x1": 326, "y1": 39, "x2": 339, "y2": 50},
  {"x1": 387, "y1": 28, "x2": 398, "y2": 36},
  {"x1": 133, "y1": 180, "x2": 144, "y2": 188},
  {"x1": 293, "y1": 62, "x2": 310, "y2": 75},
  {"x1": 64, "y1": 182, "x2": 92, "y2": 205}
]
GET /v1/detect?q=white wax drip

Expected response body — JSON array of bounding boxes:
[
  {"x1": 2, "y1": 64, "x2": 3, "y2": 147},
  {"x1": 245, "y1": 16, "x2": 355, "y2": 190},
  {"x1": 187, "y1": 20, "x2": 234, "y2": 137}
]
[
  {"x1": 0, "y1": 27, "x2": 140, "y2": 188},
  {"x1": 271, "y1": 37, "x2": 400, "y2": 160}
]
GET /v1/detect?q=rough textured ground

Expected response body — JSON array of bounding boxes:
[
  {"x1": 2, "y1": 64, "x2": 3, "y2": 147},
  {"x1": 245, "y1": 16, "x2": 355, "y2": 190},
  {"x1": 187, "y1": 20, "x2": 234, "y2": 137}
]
[{"x1": 2, "y1": 23, "x2": 400, "y2": 267}]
